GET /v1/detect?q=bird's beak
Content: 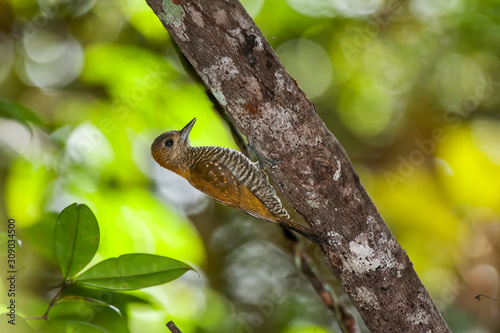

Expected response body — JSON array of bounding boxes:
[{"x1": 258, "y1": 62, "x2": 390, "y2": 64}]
[{"x1": 179, "y1": 118, "x2": 196, "y2": 143}]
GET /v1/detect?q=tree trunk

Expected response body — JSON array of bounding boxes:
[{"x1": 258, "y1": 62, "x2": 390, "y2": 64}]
[{"x1": 145, "y1": 0, "x2": 451, "y2": 331}]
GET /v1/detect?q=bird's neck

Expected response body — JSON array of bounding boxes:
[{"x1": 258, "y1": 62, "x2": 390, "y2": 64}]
[{"x1": 170, "y1": 146, "x2": 195, "y2": 179}]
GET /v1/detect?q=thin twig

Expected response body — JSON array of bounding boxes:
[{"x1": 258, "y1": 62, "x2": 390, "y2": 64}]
[
  {"x1": 25, "y1": 283, "x2": 67, "y2": 320},
  {"x1": 475, "y1": 294, "x2": 500, "y2": 302},
  {"x1": 281, "y1": 227, "x2": 359, "y2": 333},
  {"x1": 166, "y1": 320, "x2": 183, "y2": 333}
]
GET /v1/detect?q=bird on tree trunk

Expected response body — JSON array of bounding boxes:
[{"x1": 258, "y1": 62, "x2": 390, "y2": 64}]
[{"x1": 151, "y1": 118, "x2": 325, "y2": 246}]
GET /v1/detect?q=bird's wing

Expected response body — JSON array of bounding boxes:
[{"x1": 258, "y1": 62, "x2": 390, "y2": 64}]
[
  {"x1": 189, "y1": 159, "x2": 241, "y2": 206},
  {"x1": 189, "y1": 156, "x2": 322, "y2": 245},
  {"x1": 189, "y1": 160, "x2": 278, "y2": 223}
]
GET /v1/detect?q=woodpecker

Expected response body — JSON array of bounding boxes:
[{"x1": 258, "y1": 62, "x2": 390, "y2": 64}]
[{"x1": 151, "y1": 118, "x2": 323, "y2": 246}]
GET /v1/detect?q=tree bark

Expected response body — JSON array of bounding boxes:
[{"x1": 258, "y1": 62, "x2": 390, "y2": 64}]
[{"x1": 145, "y1": 0, "x2": 451, "y2": 331}]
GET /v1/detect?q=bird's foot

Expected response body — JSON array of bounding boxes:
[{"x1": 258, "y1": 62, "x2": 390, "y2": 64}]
[{"x1": 248, "y1": 139, "x2": 281, "y2": 169}]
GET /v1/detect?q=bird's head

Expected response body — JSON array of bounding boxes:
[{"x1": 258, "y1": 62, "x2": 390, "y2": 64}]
[{"x1": 151, "y1": 118, "x2": 196, "y2": 175}]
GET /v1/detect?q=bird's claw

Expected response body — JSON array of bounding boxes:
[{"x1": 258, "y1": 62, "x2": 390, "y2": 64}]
[{"x1": 248, "y1": 139, "x2": 281, "y2": 169}]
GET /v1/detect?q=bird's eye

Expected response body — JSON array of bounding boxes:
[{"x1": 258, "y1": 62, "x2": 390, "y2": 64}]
[{"x1": 164, "y1": 139, "x2": 174, "y2": 147}]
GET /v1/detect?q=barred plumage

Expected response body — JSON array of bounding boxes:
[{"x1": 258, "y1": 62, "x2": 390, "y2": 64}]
[
  {"x1": 190, "y1": 146, "x2": 290, "y2": 221},
  {"x1": 151, "y1": 118, "x2": 323, "y2": 245}
]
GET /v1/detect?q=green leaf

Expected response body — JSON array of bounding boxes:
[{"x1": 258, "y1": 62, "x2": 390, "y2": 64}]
[
  {"x1": 46, "y1": 300, "x2": 127, "y2": 332},
  {"x1": 55, "y1": 296, "x2": 122, "y2": 317},
  {"x1": 62, "y1": 284, "x2": 152, "y2": 306},
  {"x1": 41, "y1": 320, "x2": 109, "y2": 333},
  {"x1": 0, "y1": 99, "x2": 44, "y2": 131},
  {"x1": 75, "y1": 254, "x2": 193, "y2": 290},
  {"x1": 54, "y1": 203, "x2": 100, "y2": 279}
]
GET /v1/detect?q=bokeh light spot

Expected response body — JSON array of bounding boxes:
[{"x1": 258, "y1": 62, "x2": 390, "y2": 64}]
[
  {"x1": 240, "y1": 0, "x2": 265, "y2": 17},
  {"x1": 339, "y1": 80, "x2": 395, "y2": 139},
  {"x1": 286, "y1": 0, "x2": 382, "y2": 17},
  {"x1": 20, "y1": 28, "x2": 84, "y2": 88},
  {"x1": 276, "y1": 39, "x2": 332, "y2": 99}
]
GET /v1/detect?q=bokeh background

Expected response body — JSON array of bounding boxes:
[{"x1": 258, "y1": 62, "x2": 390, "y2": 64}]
[{"x1": 1, "y1": 0, "x2": 500, "y2": 332}]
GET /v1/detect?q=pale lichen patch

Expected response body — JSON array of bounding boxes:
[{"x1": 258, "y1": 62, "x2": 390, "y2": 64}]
[
  {"x1": 229, "y1": 28, "x2": 241, "y2": 36},
  {"x1": 333, "y1": 159, "x2": 341, "y2": 181},
  {"x1": 340, "y1": 185, "x2": 353, "y2": 197},
  {"x1": 345, "y1": 233, "x2": 405, "y2": 274},
  {"x1": 228, "y1": 28, "x2": 245, "y2": 45},
  {"x1": 254, "y1": 35, "x2": 263, "y2": 51},
  {"x1": 204, "y1": 56, "x2": 239, "y2": 82},
  {"x1": 175, "y1": 22, "x2": 189, "y2": 42},
  {"x1": 352, "y1": 286, "x2": 381, "y2": 310},
  {"x1": 347, "y1": 238, "x2": 376, "y2": 274},
  {"x1": 187, "y1": 4, "x2": 204, "y2": 28},
  {"x1": 202, "y1": 57, "x2": 239, "y2": 106},
  {"x1": 305, "y1": 191, "x2": 321, "y2": 208},
  {"x1": 275, "y1": 72, "x2": 285, "y2": 92},
  {"x1": 214, "y1": 8, "x2": 228, "y2": 25},
  {"x1": 377, "y1": 230, "x2": 389, "y2": 246},
  {"x1": 245, "y1": 76, "x2": 262, "y2": 100},
  {"x1": 406, "y1": 308, "x2": 430, "y2": 325},
  {"x1": 211, "y1": 89, "x2": 227, "y2": 106},
  {"x1": 327, "y1": 231, "x2": 343, "y2": 246},
  {"x1": 264, "y1": 106, "x2": 294, "y2": 132},
  {"x1": 160, "y1": 0, "x2": 185, "y2": 27},
  {"x1": 274, "y1": 71, "x2": 294, "y2": 92},
  {"x1": 306, "y1": 198, "x2": 320, "y2": 208},
  {"x1": 233, "y1": 9, "x2": 251, "y2": 29}
]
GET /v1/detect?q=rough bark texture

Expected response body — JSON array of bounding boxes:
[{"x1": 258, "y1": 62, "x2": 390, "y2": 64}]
[{"x1": 145, "y1": 0, "x2": 451, "y2": 332}]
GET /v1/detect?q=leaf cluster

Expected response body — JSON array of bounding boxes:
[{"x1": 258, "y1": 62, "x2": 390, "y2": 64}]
[{"x1": 1, "y1": 203, "x2": 193, "y2": 332}]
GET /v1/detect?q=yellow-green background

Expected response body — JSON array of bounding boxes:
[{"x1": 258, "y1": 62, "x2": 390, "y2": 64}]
[{"x1": 1, "y1": 0, "x2": 499, "y2": 332}]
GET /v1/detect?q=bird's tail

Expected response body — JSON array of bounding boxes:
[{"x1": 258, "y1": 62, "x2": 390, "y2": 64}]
[{"x1": 278, "y1": 217, "x2": 326, "y2": 248}]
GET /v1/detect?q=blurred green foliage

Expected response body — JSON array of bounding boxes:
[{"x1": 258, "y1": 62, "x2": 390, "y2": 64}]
[
  {"x1": 0, "y1": 0, "x2": 499, "y2": 332},
  {"x1": 20, "y1": 202, "x2": 193, "y2": 332}
]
